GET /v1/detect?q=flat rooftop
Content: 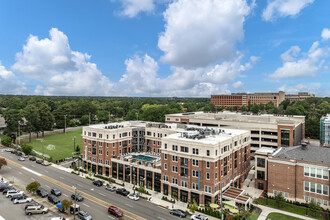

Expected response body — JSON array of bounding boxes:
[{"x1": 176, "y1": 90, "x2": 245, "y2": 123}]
[
  {"x1": 256, "y1": 147, "x2": 276, "y2": 154},
  {"x1": 273, "y1": 144, "x2": 330, "y2": 165}
]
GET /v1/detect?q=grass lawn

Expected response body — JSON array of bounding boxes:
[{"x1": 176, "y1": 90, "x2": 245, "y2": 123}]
[
  {"x1": 248, "y1": 212, "x2": 259, "y2": 220},
  {"x1": 254, "y1": 198, "x2": 323, "y2": 220},
  {"x1": 20, "y1": 129, "x2": 82, "y2": 162},
  {"x1": 266, "y1": 212, "x2": 303, "y2": 220}
]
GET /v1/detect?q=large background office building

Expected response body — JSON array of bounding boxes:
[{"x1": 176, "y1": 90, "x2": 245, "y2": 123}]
[
  {"x1": 211, "y1": 91, "x2": 314, "y2": 108},
  {"x1": 165, "y1": 112, "x2": 305, "y2": 154}
]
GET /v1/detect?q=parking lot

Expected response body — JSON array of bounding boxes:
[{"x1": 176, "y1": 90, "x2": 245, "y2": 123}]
[{"x1": 0, "y1": 189, "x2": 58, "y2": 220}]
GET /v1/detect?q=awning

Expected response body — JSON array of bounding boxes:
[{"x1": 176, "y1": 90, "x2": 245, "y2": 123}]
[{"x1": 221, "y1": 187, "x2": 251, "y2": 210}]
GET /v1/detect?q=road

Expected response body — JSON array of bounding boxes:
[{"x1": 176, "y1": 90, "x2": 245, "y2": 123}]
[{"x1": 0, "y1": 149, "x2": 174, "y2": 220}]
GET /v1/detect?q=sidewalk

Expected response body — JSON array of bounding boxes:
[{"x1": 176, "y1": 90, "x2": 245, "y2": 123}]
[{"x1": 254, "y1": 204, "x2": 315, "y2": 220}]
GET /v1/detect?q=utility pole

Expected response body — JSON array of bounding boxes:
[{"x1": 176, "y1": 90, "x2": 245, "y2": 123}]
[
  {"x1": 64, "y1": 115, "x2": 67, "y2": 134},
  {"x1": 73, "y1": 136, "x2": 76, "y2": 154}
]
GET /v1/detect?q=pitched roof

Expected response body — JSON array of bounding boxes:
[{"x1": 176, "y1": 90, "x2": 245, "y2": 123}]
[{"x1": 273, "y1": 145, "x2": 330, "y2": 165}]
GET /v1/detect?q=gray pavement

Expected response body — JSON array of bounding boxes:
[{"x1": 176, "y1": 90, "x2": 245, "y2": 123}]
[{"x1": 254, "y1": 204, "x2": 315, "y2": 220}]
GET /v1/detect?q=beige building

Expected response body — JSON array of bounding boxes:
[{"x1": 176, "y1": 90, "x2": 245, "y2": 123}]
[
  {"x1": 165, "y1": 112, "x2": 305, "y2": 154},
  {"x1": 254, "y1": 147, "x2": 276, "y2": 191}
]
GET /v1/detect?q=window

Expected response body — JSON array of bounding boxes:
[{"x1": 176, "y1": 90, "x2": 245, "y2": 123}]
[
  {"x1": 215, "y1": 161, "x2": 218, "y2": 168},
  {"x1": 284, "y1": 192, "x2": 289, "y2": 198},
  {"x1": 98, "y1": 150, "x2": 103, "y2": 155},
  {"x1": 323, "y1": 185, "x2": 328, "y2": 196},
  {"x1": 181, "y1": 181, "x2": 188, "y2": 188},
  {"x1": 172, "y1": 156, "x2": 178, "y2": 162},
  {"x1": 323, "y1": 169, "x2": 329, "y2": 179},
  {"x1": 164, "y1": 143, "x2": 167, "y2": 149},
  {"x1": 172, "y1": 178, "x2": 178, "y2": 185},
  {"x1": 164, "y1": 154, "x2": 167, "y2": 160},
  {"x1": 98, "y1": 142, "x2": 103, "y2": 146},
  {"x1": 206, "y1": 173, "x2": 210, "y2": 180},
  {"x1": 215, "y1": 173, "x2": 218, "y2": 179},
  {"x1": 164, "y1": 164, "x2": 167, "y2": 170},
  {"x1": 192, "y1": 148, "x2": 199, "y2": 155},
  {"x1": 206, "y1": 162, "x2": 210, "y2": 168},
  {"x1": 98, "y1": 159, "x2": 102, "y2": 163},
  {"x1": 304, "y1": 181, "x2": 309, "y2": 191},
  {"x1": 304, "y1": 167, "x2": 309, "y2": 176},
  {"x1": 192, "y1": 183, "x2": 198, "y2": 190},
  {"x1": 113, "y1": 143, "x2": 115, "y2": 147},
  {"x1": 324, "y1": 200, "x2": 328, "y2": 206},
  {"x1": 311, "y1": 182, "x2": 315, "y2": 193},
  {"x1": 257, "y1": 171, "x2": 265, "y2": 180},
  {"x1": 206, "y1": 150, "x2": 210, "y2": 156},
  {"x1": 172, "y1": 145, "x2": 178, "y2": 151},
  {"x1": 92, "y1": 133, "x2": 96, "y2": 137},
  {"x1": 106, "y1": 151, "x2": 108, "y2": 156},
  {"x1": 317, "y1": 184, "x2": 322, "y2": 194},
  {"x1": 113, "y1": 135, "x2": 115, "y2": 139},
  {"x1": 317, "y1": 169, "x2": 322, "y2": 178},
  {"x1": 204, "y1": 186, "x2": 212, "y2": 193},
  {"x1": 163, "y1": 175, "x2": 169, "y2": 182},
  {"x1": 304, "y1": 196, "x2": 309, "y2": 203},
  {"x1": 311, "y1": 168, "x2": 316, "y2": 177},
  {"x1": 99, "y1": 134, "x2": 102, "y2": 138},
  {"x1": 105, "y1": 160, "x2": 109, "y2": 165},
  {"x1": 257, "y1": 158, "x2": 265, "y2": 168},
  {"x1": 180, "y1": 146, "x2": 189, "y2": 153},
  {"x1": 273, "y1": 190, "x2": 277, "y2": 195},
  {"x1": 192, "y1": 159, "x2": 199, "y2": 166},
  {"x1": 192, "y1": 170, "x2": 198, "y2": 177},
  {"x1": 172, "y1": 166, "x2": 178, "y2": 173},
  {"x1": 215, "y1": 150, "x2": 218, "y2": 156}
]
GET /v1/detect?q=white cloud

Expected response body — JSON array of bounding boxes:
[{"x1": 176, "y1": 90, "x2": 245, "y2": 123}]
[
  {"x1": 12, "y1": 28, "x2": 114, "y2": 96},
  {"x1": 262, "y1": 0, "x2": 314, "y2": 21},
  {"x1": 119, "y1": 53, "x2": 256, "y2": 96},
  {"x1": 321, "y1": 28, "x2": 330, "y2": 41},
  {"x1": 278, "y1": 83, "x2": 320, "y2": 95},
  {"x1": 0, "y1": 61, "x2": 27, "y2": 94},
  {"x1": 117, "y1": 0, "x2": 155, "y2": 18},
  {"x1": 232, "y1": 81, "x2": 244, "y2": 90},
  {"x1": 158, "y1": 0, "x2": 252, "y2": 68},
  {"x1": 269, "y1": 41, "x2": 328, "y2": 79}
]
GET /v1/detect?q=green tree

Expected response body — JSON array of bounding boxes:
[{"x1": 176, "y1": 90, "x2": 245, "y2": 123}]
[
  {"x1": 250, "y1": 104, "x2": 259, "y2": 114},
  {"x1": 0, "y1": 158, "x2": 7, "y2": 170},
  {"x1": 60, "y1": 199, "x2": 73, "y2": 211},
  {"x1": 26, "y1": 181, "x2": 40, "y2": 194},
  {"x1": 24, "y1": 104, "x2": 40, "y2": 142},
  {"x1": 274, "y1": 193, "x2": 285, "y2": 208},
  {"x1": 38, "y1": 103, "x2": 54, "y2": 137},
  {"x1": 80, "y1": 115, "x2": 90, "y2": 125},
  {"x1": 188, "y1": 200, "x2": 198, "y2": 214},
  {"x1": 1, "y1": 135, "x2": 12, "y2": 147},
  {"x1": 309, "y1": 200, "x2": 322, "y2": 217},
  {"x1": 2, "y1": 109, "x2": 23, "y2": 137},
  {"x1": 97, "y1": 110, "x2": 109, "y2": 123},
  {"x1": 21, "y1": 144, "x2": 33, "y2": 155}
]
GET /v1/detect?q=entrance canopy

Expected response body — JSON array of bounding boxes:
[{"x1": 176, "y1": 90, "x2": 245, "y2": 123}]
[{"x1": 222, "y1": 187, "x2": 251, "y2": 210}]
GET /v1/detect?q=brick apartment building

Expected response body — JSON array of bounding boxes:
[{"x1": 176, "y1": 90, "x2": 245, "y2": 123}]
[
  {"x1": 211, "y1": 91, "x2": 314, "y2": 108},
  {"x1": 82, "y1": 122, "x2": 251, "y2": 206},
  {"x1": 263, "y1": 143, "x2": 330, "y2": 209},
  {"x1": 165, "y1": 112, "x2": 305, "y2": 154}
]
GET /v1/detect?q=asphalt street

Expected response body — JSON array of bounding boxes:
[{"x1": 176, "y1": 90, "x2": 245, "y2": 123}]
[{"x1": 0, "y1": 149, "x2": 175, "y2": 220}]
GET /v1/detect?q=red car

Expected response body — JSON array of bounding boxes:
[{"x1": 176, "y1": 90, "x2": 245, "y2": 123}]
[{"x1": 108, "y1": 206, "x2": 123, "y2": 218}]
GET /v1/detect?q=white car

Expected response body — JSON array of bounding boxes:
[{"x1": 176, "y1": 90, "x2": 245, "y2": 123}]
[
  {"x1": 127, "y1": 194, "x2": 140, "y2": 201},
  {"x1": 6, "y1": 190, "x2": 23, "y2": 198},
  {"x1": 5, "y1": 148, "x2": 12, "y2": 152},
  {"x1": 22, "y1": 154, "x2": 29, "y2": 158},
  {"x1": 13, "y1": 196, "x2": 32, "y2": 204},
  {"x1": 190, "y1": 214, "x2": 208, "y2": 220},
  {"x1": 18, "y1": 157, "x2": 25, "y2": 161}
]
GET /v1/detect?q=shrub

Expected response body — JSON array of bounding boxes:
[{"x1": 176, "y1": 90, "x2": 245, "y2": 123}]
[
  {"x1": 85, "y1": 176, "x2": 95, "y2": 181},
  {"x1": 1, "y1": 135, "x2": 12, "y2": 147},
  {"x1": 26, "y1": 181, "x2": 40, "y2": 194}
]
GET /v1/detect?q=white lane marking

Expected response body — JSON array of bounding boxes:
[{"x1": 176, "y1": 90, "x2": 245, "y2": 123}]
[
  {"x1": 125, "y1": 203, "x2": 133, "y2": 208},
  {"x1": 90, "y1": 188, "x2": 94, "y2": 191},
  {"x1": 83, "y1": 203, "x2": 90, "y2": 208},
  {"x1": 99, "y1": 193, "x2": 106, "y2": 197},
  {"x1": 108, "y1": 215, "x2": 115, "y2": 219},
  {"x1": 157, "y1": 217, "x2": 166, "y2": 220},
  {"x1": 31, "y1": 165, "x2": 35, "y2": 167},
  {"x1": 63, "y1": 194, "x2": 68, "y2": 197},
  {"x1": 59, "y1": 176, "x2": 64, "y2": 179},
  {"x1": 18, "y1": 172, "x2": 23, "y2": 175},
  {"x1": 31, "y1": 178, "x2": 35, "y2": 181},
  {"x1": 22, "y1": 167, "x2": 42, "y2": 176},
  {"x1": 45, "y1": 185, "x2": 50, "y2": 188},
  {"x1": 0, "y1": 215, "x2": 5, "y2": 220}
]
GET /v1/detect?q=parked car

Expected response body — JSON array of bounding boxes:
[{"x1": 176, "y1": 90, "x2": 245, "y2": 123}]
[
  {"x1": 2, "y1": 187, "x2": 15, "y2": 194},
  {"x1": 116, "y1": 188, "x2": 130, "y2": 196},
  {"x1": 6, "y1": 190, "x2": 23, "y2": 198},
  {"x1": 22, "y1": 154, "x2": 29, "y2": 158},
  {"x1": 42, "y1": 161, "x2": 51, "y2": 166},
  {"x1": 127, "y1": 194, "x2": 140, "y2": 201},
  {"x1": 11, "y1": 150, "x2": 17, "y2": 154},
  {"x1": 170, "y1": 209, "x2": 187, "y2": 218},
  {"x1": 105, "y1": 185, "x2": 116, "y2": 192},
  {"x1": 25, "y1": 202, "x2": 40, "y2": 209},
  {"x1": 92, "y1": 180, "x2": 103, "y2": 187},
  {"x1": 37, "y1": 187, "x2": 48, "y2": 198},
  {"x1": 51, "y1": 218, "x2": 69, "y2": 220},
  {"x1": 48, "y1": 194, "x2": 60, "y2": 204},
  {"x1": 29, "y1": 157, "x2": 36, "y2": 161},
  {"x1": 71, "y1": 193, "x2": 84, "y2": 201},
  {"x1": 51, "y1": 188, "x2": 62, "y2": 196},
  {"x1": 36, "y1": 159, "x2": 43, "y2": 164},
  {"x1": 108, "y1": 206, "x2": 123, "y2": 218},
  {"x1": 190, "y1": 214, "x2": 208, "y2": 220},
  {"x1": 10, "y1": 194, "x2": 24, "y2": 201},
  {"x1": 18, "y1": 157, "x2": 25, "y2": 161},
  {"x1": 77, "y1": 210, "x2": 92, "y2": 220},
  {"x1": 25, "y1": 204, "x2": 48, "y2": 215},
  {"x1": 15, "y1": 152, "x2": 22, "y2": 156},
  {"x1": 0, "y1": 183, "x2": 13, "y2": 192},
  {"x1": 13, "y1": 196, "x2": 32, "y2": 204}
]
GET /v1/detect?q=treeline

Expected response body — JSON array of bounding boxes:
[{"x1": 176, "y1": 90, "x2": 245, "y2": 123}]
[
  {"x1": 0, "y1": 95, "x2": 214, "y2": 140},
  {"x1": 216, "y1": 98, "x2": 330, "y2": 139}
]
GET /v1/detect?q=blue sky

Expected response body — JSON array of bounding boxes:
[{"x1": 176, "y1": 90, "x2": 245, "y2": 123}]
[{"x1": 0, "y1": 0, "x2": 329, "y2": 97}]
